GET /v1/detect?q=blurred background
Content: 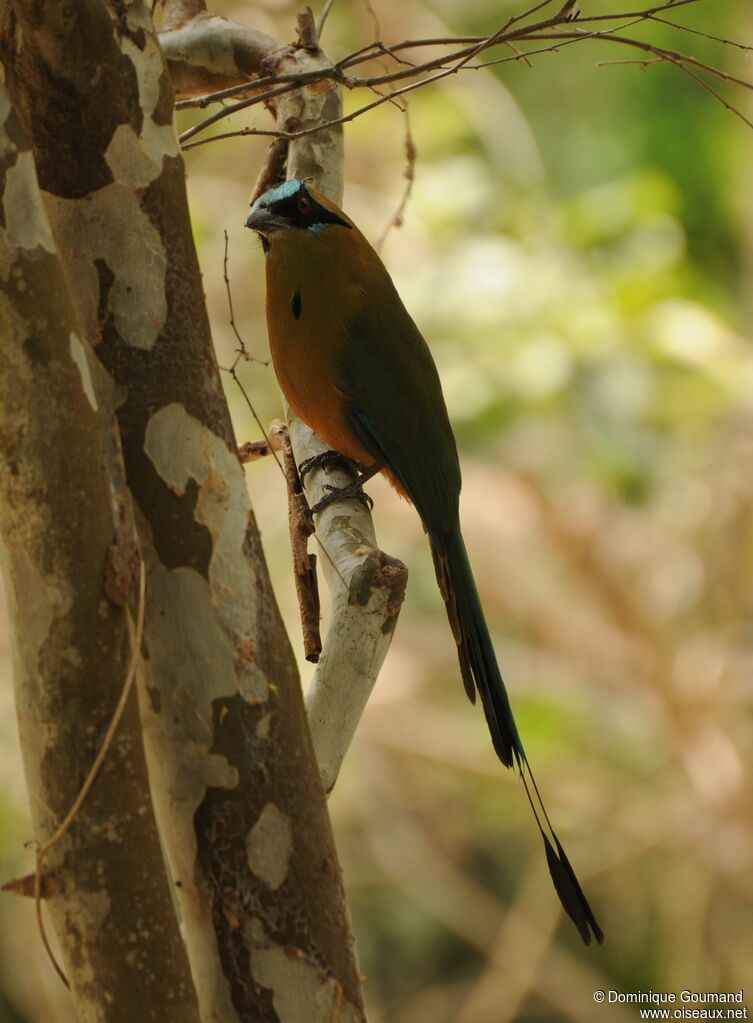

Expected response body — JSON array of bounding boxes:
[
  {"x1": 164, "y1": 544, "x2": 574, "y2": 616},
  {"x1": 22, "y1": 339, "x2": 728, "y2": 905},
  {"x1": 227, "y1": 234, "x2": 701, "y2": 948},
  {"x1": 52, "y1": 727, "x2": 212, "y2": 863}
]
[{"x1": 2, "y1": 1, "x2": 753, "y2": 1020}]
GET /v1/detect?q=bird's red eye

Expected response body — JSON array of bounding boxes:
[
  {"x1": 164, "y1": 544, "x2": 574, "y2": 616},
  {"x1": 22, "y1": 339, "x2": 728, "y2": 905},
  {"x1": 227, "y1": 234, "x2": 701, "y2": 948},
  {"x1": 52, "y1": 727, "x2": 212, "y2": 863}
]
[{"x1": 297, "y1": 195, "x2": 311, "y2": 214}]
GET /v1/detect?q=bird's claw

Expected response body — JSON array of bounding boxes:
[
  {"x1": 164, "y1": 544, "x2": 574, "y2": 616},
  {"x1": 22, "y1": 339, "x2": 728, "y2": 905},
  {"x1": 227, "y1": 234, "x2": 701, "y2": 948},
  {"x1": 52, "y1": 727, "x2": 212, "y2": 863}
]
[
  {"x1": 310, "y1": 481, "x2": 374, "y2": 515},
  {"x1": 299, "y1": 449, "x2": 374, "y2": 514},
  {"x1": 298, "y1": 449, "x2": 356, "y2": 483}
]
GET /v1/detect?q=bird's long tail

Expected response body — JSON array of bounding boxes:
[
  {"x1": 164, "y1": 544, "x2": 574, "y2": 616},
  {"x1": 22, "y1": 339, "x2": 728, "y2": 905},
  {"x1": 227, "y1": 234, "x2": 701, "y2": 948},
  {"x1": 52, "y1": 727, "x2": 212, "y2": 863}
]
[{"x1": 430, "y1": 524, "x2": 604, "y2": 945}]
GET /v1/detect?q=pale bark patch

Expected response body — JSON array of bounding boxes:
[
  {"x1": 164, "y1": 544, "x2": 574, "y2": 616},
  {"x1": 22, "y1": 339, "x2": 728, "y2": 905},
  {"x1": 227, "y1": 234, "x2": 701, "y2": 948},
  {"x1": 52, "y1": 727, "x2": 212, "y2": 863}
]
[
  {"x1": 105, "y1": 124, "x2": 174, "y2": 189},
  {"x1": 142, "y1": 564, "x2": 242, "y2": 809},
  {"x1": 255, "y1": 712, "x2": 273, "y2": 739},
  {"x1": 0, "y1": 546, "x2": 57, "y2": 680},
  {"x1": 121, "y1": 20, "x2": 167, "y2": 119},
  {"x1": 144, "y1": 403, "x2": 267, "y2": 701},
  {"x1": 245, "y1": 803, "x2": 292, "y2": 890},
  {"x1": 45, "y1": 187, "x2": 167, "y2": 350},
  {"x1": 107, "y1": 14, "x2": 180, "y2": 208},
  {"x1": 142, "y1": 117, "x2": 180, "y2": 165},
  {"x1": 246, "y1": 919, "x2": 362, "y2": 1023},
  {"x1": 69, "y1": 333, "x2": 98, "y2": 411},
  {"x1": 138, "y1": 563, "x2": 243, "y2": 1023},
  {"x1": 3, "y1": 152, "x2": 56, "y2": 254},
  {"x1": 63, "y1": 886, "x2": 112, "y2": 964},
  {"x1": 0, "y1": 544, "x2": 61, "y2": 823}
]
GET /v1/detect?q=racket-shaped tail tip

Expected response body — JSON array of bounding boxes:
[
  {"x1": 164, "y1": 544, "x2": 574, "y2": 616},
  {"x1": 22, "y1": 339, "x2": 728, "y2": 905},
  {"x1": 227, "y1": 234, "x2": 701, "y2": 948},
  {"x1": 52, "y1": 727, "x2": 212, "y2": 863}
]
[{"x1": 543, "y1": 833, "x2": 604, "y2": 945}]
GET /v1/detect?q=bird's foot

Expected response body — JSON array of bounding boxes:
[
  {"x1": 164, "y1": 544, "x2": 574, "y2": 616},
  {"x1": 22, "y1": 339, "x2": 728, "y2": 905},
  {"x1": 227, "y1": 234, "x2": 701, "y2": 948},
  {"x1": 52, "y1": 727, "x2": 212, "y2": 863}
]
[
  {"x1": 299, "y1": 453, "x2": 382, "y2": 515},
  {"x1": 298, "y1": 449, "x2": 360, "y2": 483},
  {"x1": 310, "y1": 480, "x2": 374, "y2": 515}
]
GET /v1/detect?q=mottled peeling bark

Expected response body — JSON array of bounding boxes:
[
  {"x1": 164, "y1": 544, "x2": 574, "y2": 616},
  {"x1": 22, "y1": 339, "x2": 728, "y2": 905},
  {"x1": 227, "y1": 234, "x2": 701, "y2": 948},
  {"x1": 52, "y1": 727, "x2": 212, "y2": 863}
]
[
  {"x1": 2, "y1": 2, "x2": 365, "y2": 1021},
  {"x1": 0, "y1": 84, "x2": 199, "y2": 1022}
]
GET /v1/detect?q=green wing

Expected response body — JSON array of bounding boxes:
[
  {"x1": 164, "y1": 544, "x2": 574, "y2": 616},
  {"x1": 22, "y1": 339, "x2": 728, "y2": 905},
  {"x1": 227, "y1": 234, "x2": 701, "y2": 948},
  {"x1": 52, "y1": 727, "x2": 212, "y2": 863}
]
[{"x1": 337, "y1": 269, "x2": 462, "y2": 536}]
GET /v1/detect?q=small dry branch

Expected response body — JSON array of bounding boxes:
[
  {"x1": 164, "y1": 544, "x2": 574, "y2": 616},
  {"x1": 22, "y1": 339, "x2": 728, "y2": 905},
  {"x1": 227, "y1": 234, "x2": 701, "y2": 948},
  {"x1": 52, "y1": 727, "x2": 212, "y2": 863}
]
[
  {"x1": 2, "y1": 872, "x2": 61, "y2": 900},
  {"x1": 249, "y1": 137, "x2": 289, "y2": 207},
  {"x1": 271, "y1": 420, "x2": 323, "y2": 663}
]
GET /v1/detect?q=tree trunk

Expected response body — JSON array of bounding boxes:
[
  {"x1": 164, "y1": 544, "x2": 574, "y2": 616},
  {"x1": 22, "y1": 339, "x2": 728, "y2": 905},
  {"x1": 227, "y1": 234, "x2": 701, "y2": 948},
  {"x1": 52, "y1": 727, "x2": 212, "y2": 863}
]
[
  {"x1": 0, "y1": 83, "x2": 201, "y2": 1022},
  {"x1": 1, "y1": 1, "x2": 366, "y2": 1020}
]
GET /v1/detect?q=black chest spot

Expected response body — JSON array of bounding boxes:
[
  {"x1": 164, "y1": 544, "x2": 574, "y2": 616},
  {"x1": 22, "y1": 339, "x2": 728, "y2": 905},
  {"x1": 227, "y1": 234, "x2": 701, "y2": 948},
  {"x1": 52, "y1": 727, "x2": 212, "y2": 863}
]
[{"x1": 291, "y1": 289, "x2": 302, "y2": 320}]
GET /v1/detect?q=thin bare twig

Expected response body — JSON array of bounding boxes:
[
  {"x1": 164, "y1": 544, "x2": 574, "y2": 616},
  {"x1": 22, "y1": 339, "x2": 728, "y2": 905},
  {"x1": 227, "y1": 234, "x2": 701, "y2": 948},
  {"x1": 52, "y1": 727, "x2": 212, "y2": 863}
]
[
  {"x1": 225, "y1": 365, "x2": 284, "y2": 475},
  {"x1": 670, "y1": 55, "x2": 753, "y2": 131},
  {"x1": 362, "y1": 0, "x2": 381, "y2": 42},
  {"x1": 376, "y1": 106, "x2": 416, "y2": 252},
  {"x1": 222, "y1": 231, "x2": 269, "y2": 368},
  {"x1": 175, "y1": 67, "x2": 341, "y2": 111},
  {"x1": 335, "y1": 0, "x2": 702, "y2": 69},
  {"x1": 174, "y1": 0, "x2": 705, "y2": 114},
  {"x1": 570, "y1": 0, "x2": 705, "y2": 25},
  {"x1": 178, "y1": 0, "x2": 748, "y2": 153},
  {"x1": 178, "y1": 4, "x2": 574, "y2": 141},
  {"x1": 217, "y1": 233, "x2": 286, "y2": 481},
  {"x1": 372, "y1": 40, "x2": 419, "y2": 70},
  {"x1": 597, "y1": 57, "x2": 665, "y2": 69},
  {"x1": 183, "y1": 39, "x2": 548, "y2": 150},
  {"x1": 525, "y1": 29, "x2": 753, "y2": 93},
  {"x1": 648, "y1": 14, "x2": 753, "y2": 51},
  {"x1": 317, "y1": 0, "x2": 337, "y2": 40},
  {"x1": 177, "y1": 24, "x2": 588, "y2": 149},
  {"x1": 178, "y1": 70, "x2": 343, "y2": 141}
]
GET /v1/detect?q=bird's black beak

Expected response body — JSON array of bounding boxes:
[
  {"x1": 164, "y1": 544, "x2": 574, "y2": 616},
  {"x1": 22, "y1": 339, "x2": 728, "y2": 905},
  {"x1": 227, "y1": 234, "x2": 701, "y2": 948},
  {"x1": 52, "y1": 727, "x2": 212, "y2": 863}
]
[{"x1": 244, "y1": 206, "x2": 288, "y2": 235}]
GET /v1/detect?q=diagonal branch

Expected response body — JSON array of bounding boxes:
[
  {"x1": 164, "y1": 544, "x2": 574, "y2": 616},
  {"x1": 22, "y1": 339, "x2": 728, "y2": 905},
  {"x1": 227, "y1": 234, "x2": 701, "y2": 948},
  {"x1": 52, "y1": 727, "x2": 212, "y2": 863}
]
[
  {"x1": 159, "y1": 0, "x2": 207, "y2": 32},
  {"x1": 160, "y1": 10, "x2": 289, "y2": 100},
  {"x1": 290, "y1": 422, "x2": 408, "y2": 794}
]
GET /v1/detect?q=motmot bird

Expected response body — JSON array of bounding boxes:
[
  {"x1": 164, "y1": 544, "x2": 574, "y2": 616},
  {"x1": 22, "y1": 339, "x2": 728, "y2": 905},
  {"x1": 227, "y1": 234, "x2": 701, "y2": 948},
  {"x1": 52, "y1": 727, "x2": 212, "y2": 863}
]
[{"x1": 245, "y1": 179, "x2": 603, "y2": 945}]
